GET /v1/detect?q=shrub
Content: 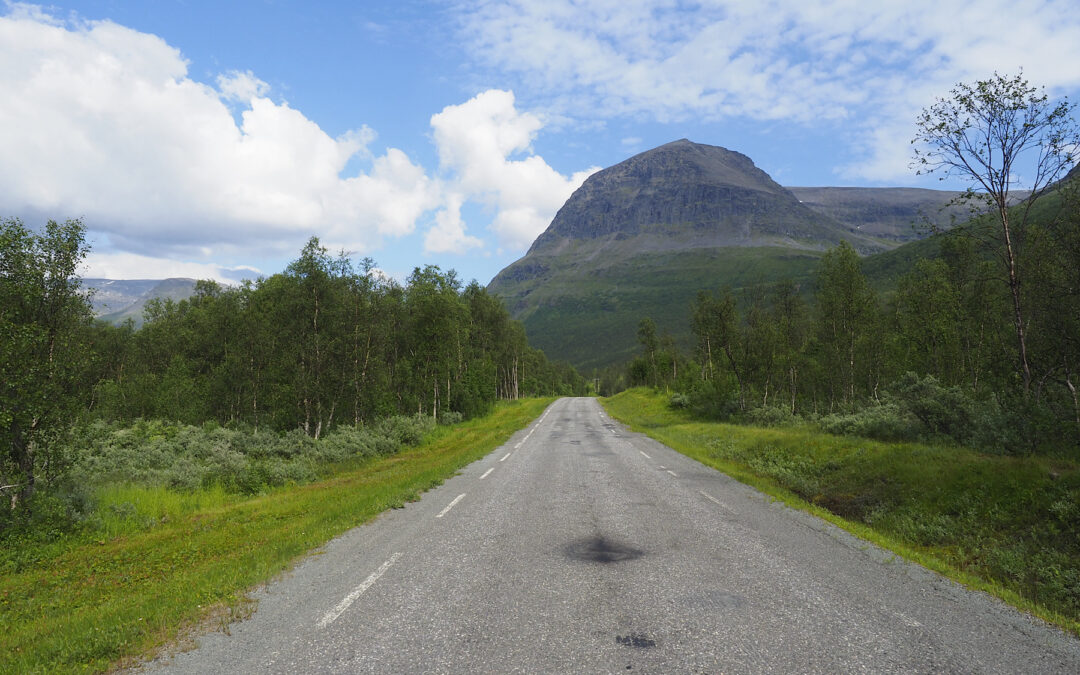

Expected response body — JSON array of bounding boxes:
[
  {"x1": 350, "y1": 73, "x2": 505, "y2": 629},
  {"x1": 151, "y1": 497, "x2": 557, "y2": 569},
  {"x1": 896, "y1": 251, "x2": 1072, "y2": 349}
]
[
  {"x1": 687, "y1": 379, "x2": 740, "y2": 420},
  {"x1": 744, "y1": 404, "x2": 799, "y2": 427},
  {"x1": 375, "y1": 414, "x2": 436, "y2": 447},
  {"x1": 887, "y1": 373, "x2": 973, "y2": 442},
  {"x1": 438, "y1": 410, "x2": 464, "y2": 426},
  {"x1": 818, "y1": 402, "x2": 918, "y2": 442},
  {"x1": 668, "y1": 392, "x2": 691, "y2": 410}
]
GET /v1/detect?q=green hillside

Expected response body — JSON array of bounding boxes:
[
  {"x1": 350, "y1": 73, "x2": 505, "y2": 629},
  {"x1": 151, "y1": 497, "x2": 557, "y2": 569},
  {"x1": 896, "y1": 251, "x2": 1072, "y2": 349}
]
[
  {"x1": 507, "y1": 246, "x2": 821, "y2": 370},
  {"x1": 490, "y1": 140, "x2": 934, "y2": 370}
]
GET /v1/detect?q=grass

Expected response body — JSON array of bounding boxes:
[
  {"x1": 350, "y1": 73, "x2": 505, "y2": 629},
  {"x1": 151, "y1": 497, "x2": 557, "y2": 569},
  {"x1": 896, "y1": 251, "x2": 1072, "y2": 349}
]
[
  {"x1": 0, "y1": 398, "x2": 553, "y2": 674},
  {"x1": 602, "y1": 388, "x2": 1080, "y2": 635}
]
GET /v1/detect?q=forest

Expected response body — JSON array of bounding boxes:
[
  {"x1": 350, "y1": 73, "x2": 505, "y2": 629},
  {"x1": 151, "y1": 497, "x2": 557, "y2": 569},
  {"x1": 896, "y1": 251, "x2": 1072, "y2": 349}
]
[
  {"x1": 0, "y1": 223, "x2": 584, "y2": 532},
  {"x1": 623, "y1": 73, "x2": 1080, "y2": 458},
  {"x1": 626, "y1": 182, "x2": 1080, "y2": 456}
]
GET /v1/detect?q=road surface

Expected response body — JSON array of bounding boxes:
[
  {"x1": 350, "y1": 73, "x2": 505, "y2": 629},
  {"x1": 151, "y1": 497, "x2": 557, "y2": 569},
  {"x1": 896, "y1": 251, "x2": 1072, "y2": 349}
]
[{"x1": 142, "y1": 397, "x2": 1080, "y2": 673}]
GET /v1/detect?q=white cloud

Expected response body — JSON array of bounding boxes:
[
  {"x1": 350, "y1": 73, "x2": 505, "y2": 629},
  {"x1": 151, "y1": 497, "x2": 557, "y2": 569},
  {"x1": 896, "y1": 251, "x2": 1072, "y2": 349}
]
[
  {"x1": 456, "y1": 0, "x2": 1080, "y2": 182},
  {"x1": 424, "y1": 192, "x2": 482, "y2": 254},
  {"x1": 0, "y1": 6, "x2": 604, "y2": 277},
  {"x1": 0, "y1": 7, "x2": 440, "y2": 267},
  {"x1": 216, "y1": 70, "x2": 269, "y2": 102},
  {"x1": 430, "y1": 89, "x2": 598, "y2": 249},
  {"x1": 83, "y1": 250, "x2": 257, "y2": 284}
]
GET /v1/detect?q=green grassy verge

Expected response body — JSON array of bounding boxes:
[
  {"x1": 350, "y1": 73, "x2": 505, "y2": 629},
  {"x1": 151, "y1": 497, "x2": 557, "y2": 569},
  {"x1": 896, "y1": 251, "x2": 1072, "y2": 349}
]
[
  {"x1": 602, "y1": 388, "x2": 1080, "y2": 635},
  {"x1": 0, "y1": 398, "x2": 553, "y2": 674}
]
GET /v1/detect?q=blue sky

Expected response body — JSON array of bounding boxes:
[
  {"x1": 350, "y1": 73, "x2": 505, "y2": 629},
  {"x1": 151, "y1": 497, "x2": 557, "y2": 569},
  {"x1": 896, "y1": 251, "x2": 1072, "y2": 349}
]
[{"x1": 2, "y1": 0, "x2": 1079, "y2": 286}]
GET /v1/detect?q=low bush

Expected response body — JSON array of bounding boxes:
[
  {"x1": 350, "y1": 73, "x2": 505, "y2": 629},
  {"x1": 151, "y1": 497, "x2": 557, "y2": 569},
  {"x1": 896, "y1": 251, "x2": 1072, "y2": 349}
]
[
  {"x1": 668, "y1": 392, "x2": 692, "y2": 409},
  {"x1": 65, "y1": 415, "x2": 437, "y2": 498},
  {"x1": 743, "y1": 404, "x2": 800, "y2": 427},
  {"x1": 818, "y1": 401, "x2": 918, "y2": 442}
]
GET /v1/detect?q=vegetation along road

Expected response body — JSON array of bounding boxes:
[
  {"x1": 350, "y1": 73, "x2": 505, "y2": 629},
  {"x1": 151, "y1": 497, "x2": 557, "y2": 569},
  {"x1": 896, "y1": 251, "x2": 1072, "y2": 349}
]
[{"x1": 142, "y1": 398, "x2": 1080, "y2": 673}]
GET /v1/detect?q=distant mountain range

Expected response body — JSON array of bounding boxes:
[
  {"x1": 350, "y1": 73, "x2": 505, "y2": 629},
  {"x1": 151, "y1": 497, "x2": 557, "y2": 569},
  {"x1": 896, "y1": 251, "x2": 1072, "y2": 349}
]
[
  {"x1": 82, "y1": 278, "x2": 198, "y2": 326},
  {"x1": 488, "y1": 139, "x2": 967, "y2": 370}
]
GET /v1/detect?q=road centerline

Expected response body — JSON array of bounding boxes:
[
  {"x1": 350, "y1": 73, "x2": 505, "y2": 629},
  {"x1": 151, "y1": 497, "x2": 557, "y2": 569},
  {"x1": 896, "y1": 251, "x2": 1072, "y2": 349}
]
[
  {"x1": 317, "y1": 552, "x2": 402, "y2": 629},
  {"x1": 436, "y1": 493, "x2": 466, "y2": 518}
]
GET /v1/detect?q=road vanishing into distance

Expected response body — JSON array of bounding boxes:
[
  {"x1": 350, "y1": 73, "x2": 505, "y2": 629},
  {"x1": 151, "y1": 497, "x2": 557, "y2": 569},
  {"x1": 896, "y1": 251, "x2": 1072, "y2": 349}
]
[{"x1": 143, "y1": 398, "x2": 1080, "y2": 674}]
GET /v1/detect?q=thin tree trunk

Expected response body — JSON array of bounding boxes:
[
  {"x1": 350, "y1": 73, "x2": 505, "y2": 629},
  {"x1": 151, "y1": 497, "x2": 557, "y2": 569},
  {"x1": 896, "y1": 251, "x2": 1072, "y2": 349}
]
[
  {"x1": 998, "y1": 204, "x2": 1032, "y2": 393},
  {"x1": 1065, "y1": 368, "x2": 1080, "y2": 443}
]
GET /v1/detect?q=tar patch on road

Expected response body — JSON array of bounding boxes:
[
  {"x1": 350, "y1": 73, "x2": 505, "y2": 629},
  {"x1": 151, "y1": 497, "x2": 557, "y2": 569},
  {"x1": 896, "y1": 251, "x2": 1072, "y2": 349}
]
[
  {"x1": 616, "y1": 634, "x2": 657, "y2": 648},
  {"x1": 564, "y1": 536, "x2": 644, "y2": 564}
]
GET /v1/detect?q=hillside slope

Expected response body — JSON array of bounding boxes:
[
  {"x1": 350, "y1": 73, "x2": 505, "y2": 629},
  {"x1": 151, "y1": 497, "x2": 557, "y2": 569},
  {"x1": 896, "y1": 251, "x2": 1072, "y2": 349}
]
[
  {"x1": 489, "y1": 140, "x2": 886, "y2": 370},
  {"x1": 83, "y1": 278, "x2": 197, "y2": 327}
]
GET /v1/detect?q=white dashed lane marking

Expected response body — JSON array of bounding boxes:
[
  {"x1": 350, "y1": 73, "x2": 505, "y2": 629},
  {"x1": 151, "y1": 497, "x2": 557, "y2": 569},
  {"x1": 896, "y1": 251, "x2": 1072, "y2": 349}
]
[
  {"x1": 436, "y1": 493, "x2": 466, "y2": 518},
  {"x1": 318, "y1": 552, "x2": 401, "y2": 628}
]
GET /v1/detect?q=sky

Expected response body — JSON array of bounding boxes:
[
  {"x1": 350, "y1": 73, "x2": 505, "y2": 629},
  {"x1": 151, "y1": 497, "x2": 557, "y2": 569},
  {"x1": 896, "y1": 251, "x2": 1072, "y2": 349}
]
[{"x1": 2, "y1": 0, "x2": 1079, "y2": 286}]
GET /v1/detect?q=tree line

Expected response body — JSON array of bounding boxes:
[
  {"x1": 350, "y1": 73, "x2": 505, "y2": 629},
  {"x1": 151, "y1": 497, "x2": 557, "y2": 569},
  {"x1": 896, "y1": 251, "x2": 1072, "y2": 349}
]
[
  {"x1": 630, "y1": 73, "x2": 1080, "y2": 455},
  {"x1": 2, "y1": 226, "x2": 583, "y2": 508},
  {"x1": 630, "y1": 185, "x2": 1080, "y2": 454}
]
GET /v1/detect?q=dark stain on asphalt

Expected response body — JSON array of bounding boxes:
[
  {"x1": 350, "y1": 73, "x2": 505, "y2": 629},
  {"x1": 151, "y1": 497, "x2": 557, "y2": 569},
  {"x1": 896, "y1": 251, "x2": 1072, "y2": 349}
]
[
  {"x1": 564, "y1": 536, "x2": 644, "y2": 563},
  {"x1": 616, "y1": 634, "x2": 657, "y2": 649}
]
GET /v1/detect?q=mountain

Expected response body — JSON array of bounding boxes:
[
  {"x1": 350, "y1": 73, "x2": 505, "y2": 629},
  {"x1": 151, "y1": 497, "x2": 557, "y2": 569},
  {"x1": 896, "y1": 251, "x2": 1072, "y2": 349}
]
[
  {"x1": 488, "y1": 140, "x2": 907, "y2": 370},
  {"x1": 788, "y1": 187, "x2": 966, "y2": 242},
  {"x1": 82, "y1": 278, "x2": 198, "y2": 327},
  {"x1": 528, "y1": 139, "x2": 882, "y2": 256}
]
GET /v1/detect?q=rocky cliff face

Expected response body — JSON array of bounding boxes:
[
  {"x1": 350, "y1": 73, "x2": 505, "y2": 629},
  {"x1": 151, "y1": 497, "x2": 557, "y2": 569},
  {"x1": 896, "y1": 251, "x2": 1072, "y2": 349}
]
[
  {"x1": 787, "y1": 187, "x2": 966, "y2": 242},
  {"x1": 528, "y1": 139, "x2": 863, "y2": 256}
]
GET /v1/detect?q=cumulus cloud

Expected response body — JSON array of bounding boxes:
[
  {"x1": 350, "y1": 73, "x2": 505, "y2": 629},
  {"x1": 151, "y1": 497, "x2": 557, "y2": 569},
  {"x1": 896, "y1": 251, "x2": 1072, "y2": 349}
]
[
  {"x1": 423, "y1": 192, "x2": 483, "y2": 254},
  {"x1": 216, "y1": 70, "x2": 270, "y2": 102},
  {"x1": 0, "y1": 6, "x2": 599, "y2": 276},
  {"x1": 0, "y1": 6, "x2": 440, "y2": 268},
  {"x1": 455, "y1": 0, "x2": 1080, "y2": 182},
  {"x1": 430, "y1": 89, "x2": 598, "y2": 250},
  {"x1": 82, "y1": 250, "x2": 257, "y2": 284}
]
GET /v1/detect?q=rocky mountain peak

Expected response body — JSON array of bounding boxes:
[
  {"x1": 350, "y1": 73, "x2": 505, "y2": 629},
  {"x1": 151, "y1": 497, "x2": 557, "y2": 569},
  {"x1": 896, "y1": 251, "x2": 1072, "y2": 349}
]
[{"x1": 527, "y1": 139, "x2": 853, "y2": 255}]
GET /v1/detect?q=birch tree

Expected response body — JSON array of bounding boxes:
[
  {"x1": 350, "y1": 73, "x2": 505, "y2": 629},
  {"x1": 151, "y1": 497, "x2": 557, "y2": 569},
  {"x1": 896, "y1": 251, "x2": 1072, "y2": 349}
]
[{"x1": 912, "y1": 72, "x2": 1079, "y2": 393}]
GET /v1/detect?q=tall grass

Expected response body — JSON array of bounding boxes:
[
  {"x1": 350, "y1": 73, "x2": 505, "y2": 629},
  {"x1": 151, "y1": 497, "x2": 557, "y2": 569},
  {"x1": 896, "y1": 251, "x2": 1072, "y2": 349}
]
[
  {"x1": 0, "y1": 398, "x2": 553, "y2": 674},
  {"x1": 603, "y1": 388, "x2": 1080, "y2": 635}
]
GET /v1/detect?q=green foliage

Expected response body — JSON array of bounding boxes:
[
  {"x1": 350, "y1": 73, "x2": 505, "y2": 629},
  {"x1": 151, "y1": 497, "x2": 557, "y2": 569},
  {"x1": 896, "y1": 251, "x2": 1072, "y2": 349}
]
[
  {"x1": 494, "y1": 246, "x2": 822, "y2": 371},
  {"x1": 59, "y1": 415, "x2": 437, "y2": 499},
  {"x1": 1, "y1": 217, "x2": 94, "y2": 510},
  {"x1": 605, "y1": 388, "x2": 1080, "y2": 634},
  {"x1": 913, "y1": 72, "x2": 1080, "y2": 393},
  {"x1": 0, "y1": 398, "x2": 552, "y2": 673},
  {"x1": 86, "y1": 238, "x2": 583, "y2": 436},
  {"x1": 818, "y1": 402, "x2": 917, "y2": 442},
  {"x1": 668, "y1": 392, "x2": 691, "y2": 409}
]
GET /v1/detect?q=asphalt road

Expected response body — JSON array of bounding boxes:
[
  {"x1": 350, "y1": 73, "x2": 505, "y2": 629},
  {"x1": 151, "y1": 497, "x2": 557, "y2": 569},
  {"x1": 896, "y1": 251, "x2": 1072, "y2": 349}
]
[{"x1": 142, "y1": 397, "x2": 1080, "y2": 673}]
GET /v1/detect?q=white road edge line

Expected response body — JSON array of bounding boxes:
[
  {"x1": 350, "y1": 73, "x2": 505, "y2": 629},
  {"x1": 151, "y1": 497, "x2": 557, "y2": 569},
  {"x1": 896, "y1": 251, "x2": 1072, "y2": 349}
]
[
  {"x1": 479, "y1": 468, "x2": 495, "y2": 480},
  {"x1": 639, "y1": 450, "x2": 651, "y2": 459},
  {"x1": 698, "y1": 490, "x2": 735, "y2": 515},
  {"x1": 317, "y1": 552, "x2": 402, "y2": 628},
  {"x1": 699, "y1": 490, "x2": 722, "y2": 505},
  {"x1": 436, "y1": 493, "x2": 466, "y2": 518},
  {"x1": 666, "y1": 470, "x2": 678, "y2": 477},
  {"x1": 500, "y1": 452, "x2": 512, "y2": 462}
]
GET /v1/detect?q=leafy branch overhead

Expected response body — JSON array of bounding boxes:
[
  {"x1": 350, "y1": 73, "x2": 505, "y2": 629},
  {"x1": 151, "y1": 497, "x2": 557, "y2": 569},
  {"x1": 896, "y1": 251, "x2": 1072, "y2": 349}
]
[{"x1": 912, "y1": 72, "x2": 1080, "y2": 393}]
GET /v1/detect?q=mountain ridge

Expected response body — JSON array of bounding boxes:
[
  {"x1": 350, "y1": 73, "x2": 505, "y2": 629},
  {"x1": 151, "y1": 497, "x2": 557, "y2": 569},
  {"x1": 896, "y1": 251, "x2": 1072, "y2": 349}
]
[
  {"x1": 528, "y1": 139, "x2": 879, "y2": 258},
  {"x1": 82, "y1": 277, "x2": 198, "y2": 326},
  {"x1": 488, "y1": 139, "x2": 961, "y2": 369}
]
